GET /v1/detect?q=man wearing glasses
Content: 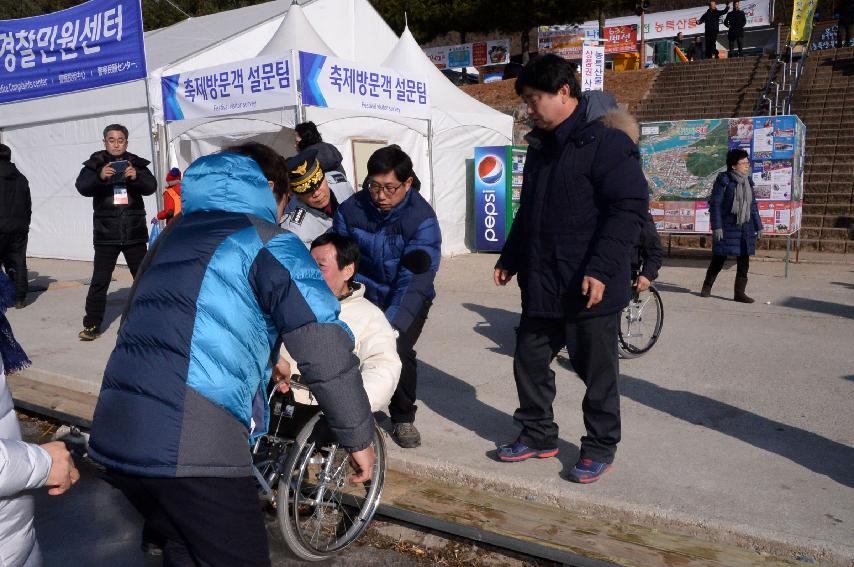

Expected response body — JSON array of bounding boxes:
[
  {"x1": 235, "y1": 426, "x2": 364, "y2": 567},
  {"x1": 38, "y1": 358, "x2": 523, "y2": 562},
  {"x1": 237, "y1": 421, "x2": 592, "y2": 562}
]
[
  {"x1": 281, "y1": 149, "x2": 354, "y2": 247},
  {"x1": 75, "y1": 124, "x2": 156, "y2": 341},
  {"x1": 333, "y1": 145, "x2": 441, "y2": 449}
]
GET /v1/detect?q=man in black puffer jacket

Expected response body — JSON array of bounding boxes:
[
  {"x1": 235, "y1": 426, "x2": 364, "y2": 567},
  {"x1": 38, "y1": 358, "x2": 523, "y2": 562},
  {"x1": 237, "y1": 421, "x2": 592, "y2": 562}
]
[
  {"x1": 494, "y1": 55, "x2": 648, "y2": 484},
  {"x1": 75, "y1": 124, "x2": 156, "y2": 340},
  {"x1": 0, "y1": 144, "x2": 31, "y2": 308}
]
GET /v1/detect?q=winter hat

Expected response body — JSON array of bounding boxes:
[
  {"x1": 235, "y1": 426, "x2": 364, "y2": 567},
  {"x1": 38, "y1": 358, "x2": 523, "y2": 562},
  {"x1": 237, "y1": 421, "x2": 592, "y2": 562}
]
[{"x1": 166, "y1": 167, "x2": 182, "y2": 182}]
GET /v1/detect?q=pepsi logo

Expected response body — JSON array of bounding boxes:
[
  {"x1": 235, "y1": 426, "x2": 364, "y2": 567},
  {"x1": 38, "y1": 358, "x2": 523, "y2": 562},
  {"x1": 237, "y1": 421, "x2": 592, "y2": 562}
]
[{"x1": 477, "y1": 155, "x2": 504, "y2": 185}]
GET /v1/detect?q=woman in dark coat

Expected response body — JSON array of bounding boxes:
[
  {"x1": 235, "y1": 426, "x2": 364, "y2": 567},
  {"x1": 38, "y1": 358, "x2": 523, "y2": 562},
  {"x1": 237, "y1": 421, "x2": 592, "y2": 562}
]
[{"x1": 700, "y1": 148, "x2": 763, "y2": 302}]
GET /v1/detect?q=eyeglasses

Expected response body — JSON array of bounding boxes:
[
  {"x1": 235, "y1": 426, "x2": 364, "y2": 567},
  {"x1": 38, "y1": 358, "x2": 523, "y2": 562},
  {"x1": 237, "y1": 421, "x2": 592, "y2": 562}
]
[{"x1": 366, "y1": 180, "x2": 406, "y2": 197}]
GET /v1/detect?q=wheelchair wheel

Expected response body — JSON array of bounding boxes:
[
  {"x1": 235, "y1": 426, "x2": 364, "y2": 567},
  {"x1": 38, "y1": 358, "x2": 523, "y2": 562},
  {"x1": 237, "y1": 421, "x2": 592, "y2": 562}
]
[
  {"x1": 277, "y1": 413, "x2": 385, "y2": 561},
  {"x1": 618, "y1": 285, "x2": 664, "y2": 359}
]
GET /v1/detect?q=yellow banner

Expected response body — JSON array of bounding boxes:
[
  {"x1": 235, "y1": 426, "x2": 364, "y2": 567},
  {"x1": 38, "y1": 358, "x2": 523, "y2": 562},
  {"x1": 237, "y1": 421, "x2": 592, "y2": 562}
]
[{"x1": 790, "y1": 0, "x2": 817, "y2": 42}]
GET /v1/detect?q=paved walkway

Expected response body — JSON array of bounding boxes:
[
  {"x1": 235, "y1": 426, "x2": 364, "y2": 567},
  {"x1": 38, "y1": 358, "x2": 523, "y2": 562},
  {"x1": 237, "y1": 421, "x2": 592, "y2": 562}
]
[{"x1": 7, "y1": 254, "x2": 854, "y2": 565}]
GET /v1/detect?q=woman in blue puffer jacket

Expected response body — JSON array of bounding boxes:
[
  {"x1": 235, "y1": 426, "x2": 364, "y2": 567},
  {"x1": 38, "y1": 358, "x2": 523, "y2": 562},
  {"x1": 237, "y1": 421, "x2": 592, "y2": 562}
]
[{"x1": 700, "y1": 148, "x2": 764, "y2": 303}]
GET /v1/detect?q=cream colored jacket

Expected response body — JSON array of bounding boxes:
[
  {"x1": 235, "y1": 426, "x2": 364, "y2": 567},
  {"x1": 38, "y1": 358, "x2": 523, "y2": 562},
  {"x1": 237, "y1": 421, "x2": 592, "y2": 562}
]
[{"x1": 282, "y1": 284, "x2": 401, "y2": 412}]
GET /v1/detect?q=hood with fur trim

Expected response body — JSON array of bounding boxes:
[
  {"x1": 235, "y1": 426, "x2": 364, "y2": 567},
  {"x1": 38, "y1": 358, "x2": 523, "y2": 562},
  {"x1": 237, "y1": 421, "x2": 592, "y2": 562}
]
[{"x1": 583, "y1": 90, "x2": 641, "y2": 144}]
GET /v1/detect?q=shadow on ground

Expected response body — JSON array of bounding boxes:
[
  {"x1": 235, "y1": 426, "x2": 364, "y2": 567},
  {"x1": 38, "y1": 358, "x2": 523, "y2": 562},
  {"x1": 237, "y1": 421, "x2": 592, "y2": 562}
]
[
  {"x1": 620, "y1": 375, "x2": 854, "y2": 488},
  {"x1": 778, "y1": 296, "x2": 854, "y2": 320},
  {"x1": 462, "y1": 303, "x2": 518, "y2": 356},
  {"x1": 418, "y1": 360, "x2": 580, "y2": 477}
]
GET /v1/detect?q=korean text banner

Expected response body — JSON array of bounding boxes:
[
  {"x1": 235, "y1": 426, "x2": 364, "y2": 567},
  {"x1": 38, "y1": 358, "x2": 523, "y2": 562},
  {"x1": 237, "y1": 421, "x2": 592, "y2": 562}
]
[
  {"x1": 0, "y1": 0, "x2": 146, "y2": 104},
  {"x1": 161, "y1": 52, "x2": 296, "y2": 121},
  {"x1": 578, "y1": 0, "x2": 771, "y2": 41},
  {"x1": 790, "y1": 0, "x2": 817, "y2": 42},
  {"x1": 299, "y1": 51, "x2": 430, "y2": 120},
  {"x1": 581, "y1": 43, "x2": 605, "y2": 91}
]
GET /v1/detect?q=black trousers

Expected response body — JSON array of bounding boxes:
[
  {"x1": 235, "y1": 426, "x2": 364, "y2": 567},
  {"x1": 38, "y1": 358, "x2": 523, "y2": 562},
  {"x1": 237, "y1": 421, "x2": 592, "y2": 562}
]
[
  {"x1": 705, "y1": 33, "x2": 719, "y2": 58},
  {"x1": 83, "y1": 243, "x2": 146, "y2": 328},
  {"x1": 728, "y1": 35, "x2": 744, "y2": 56},
  {"x1": 0, "y1": 232, "x2": 28, "y2": 301},
  {"x1": 388, "y1": 301, "x2": 432, "y2": 424},
  {"x1": 706, "y1": 254, "x2": 750, "y2": 280},
  {"x1": 107, "y1": 473, "x2": 271, "y2": 567},
  {"x1": 512, "y1": 313, "x2": 621, "y2": 463}
]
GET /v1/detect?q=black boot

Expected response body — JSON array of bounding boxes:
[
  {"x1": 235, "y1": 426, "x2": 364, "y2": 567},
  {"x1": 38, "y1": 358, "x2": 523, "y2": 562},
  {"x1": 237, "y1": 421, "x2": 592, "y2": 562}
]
[
  {"x1": 700, "y1": 272, "x2": 716, "y2": 297},
  {"x1": 734, "y1": 276, "x2": 754, "y2": 303}
]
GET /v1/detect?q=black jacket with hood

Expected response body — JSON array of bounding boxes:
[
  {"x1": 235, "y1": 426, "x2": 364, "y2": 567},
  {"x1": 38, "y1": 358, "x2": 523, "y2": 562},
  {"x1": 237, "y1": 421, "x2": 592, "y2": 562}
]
[
  {"x1": 497, "y1": 91, "x2": 649, "y2": 319},
  {"x1": 75, "y1": 150, "x2": 157, "y2": 246},
  {"x1": 0, "y1": 161, "x2": 31, "y2": 234}
]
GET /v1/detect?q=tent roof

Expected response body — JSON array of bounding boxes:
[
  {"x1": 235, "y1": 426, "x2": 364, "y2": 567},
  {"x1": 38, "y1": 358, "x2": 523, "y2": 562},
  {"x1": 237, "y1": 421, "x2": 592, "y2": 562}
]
[
  {"x1": 382, "y1": 27, "x2": 512, "y2": 126},
  {"x1": 302, "y1": 0, "x2": 398, "y2": 65},
  {"x1": 258, "y1": 2, "x2": 334, "y2": 57},
  {"x1": 145, "y1": 0, "x2": 291, "y2": 70}
]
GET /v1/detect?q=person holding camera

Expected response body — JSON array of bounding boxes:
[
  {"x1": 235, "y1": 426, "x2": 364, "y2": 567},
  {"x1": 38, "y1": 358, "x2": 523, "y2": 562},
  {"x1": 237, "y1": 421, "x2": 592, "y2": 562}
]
[{"x1": 75, "y1": 124, "x2": 156, "y2": 341}]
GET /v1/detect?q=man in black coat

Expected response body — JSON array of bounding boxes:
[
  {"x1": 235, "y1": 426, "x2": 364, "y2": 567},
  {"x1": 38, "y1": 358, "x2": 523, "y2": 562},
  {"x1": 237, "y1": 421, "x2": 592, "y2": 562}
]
[
  {"x1": 698, "y1": 1, "x2": 730, "y2": 59},
  {"x1": 0, "y1": 144, "x2": 31, "y2": 308},
  {"x1": 724, "y1": 1, "x2": 747, "y2": 57},
  {"x1": 633, "y1": 214, "x2": 664, "y2": 292},
  {"x1": 493, "y1": 55, "x2": 648, "y2": 484},
  {"x1": 76, "y1": 124, "x2": 156, "y2": 340}
]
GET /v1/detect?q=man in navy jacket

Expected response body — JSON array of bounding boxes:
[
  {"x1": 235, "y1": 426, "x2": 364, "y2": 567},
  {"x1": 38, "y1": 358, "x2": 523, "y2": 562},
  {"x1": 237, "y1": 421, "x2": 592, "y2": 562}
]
[
  {"x1": 334, "y1": 146, "x2": 441, "y2": 449},
  {"x1": 494, "y1": 55, "x2": 648, "y2": 483}
]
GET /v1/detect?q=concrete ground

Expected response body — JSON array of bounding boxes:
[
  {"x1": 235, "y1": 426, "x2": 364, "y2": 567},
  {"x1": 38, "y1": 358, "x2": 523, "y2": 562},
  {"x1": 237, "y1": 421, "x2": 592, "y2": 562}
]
[{"x1": 6, "y1": 253, "x2": 854, "y2": 565}]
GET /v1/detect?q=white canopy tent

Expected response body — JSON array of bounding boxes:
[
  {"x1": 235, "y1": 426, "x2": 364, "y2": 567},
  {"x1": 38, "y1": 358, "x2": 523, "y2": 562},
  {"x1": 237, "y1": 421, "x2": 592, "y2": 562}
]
[{"x1": 0, "y1": 0, "x2": 512, "y2": 260}]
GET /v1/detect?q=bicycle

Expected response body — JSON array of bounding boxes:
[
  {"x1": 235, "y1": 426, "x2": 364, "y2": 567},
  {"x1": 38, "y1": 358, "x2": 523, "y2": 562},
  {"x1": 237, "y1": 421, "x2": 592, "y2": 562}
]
[
  {"x1": 617, "y1": 283, "x2": 664, "y2": 358},
  {"x1": 251, "y1": 381, "x2": 386, "y2": 561}
]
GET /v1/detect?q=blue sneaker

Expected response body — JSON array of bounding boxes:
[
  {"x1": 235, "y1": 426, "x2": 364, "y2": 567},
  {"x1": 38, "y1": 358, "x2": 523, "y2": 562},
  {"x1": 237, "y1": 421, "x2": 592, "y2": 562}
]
[
  {"x1": 496, "y1": 441, "x2": 559, "y2": 462},
  {"x1": 567, "y1": 458, "x2": 613, "y2": 483}
]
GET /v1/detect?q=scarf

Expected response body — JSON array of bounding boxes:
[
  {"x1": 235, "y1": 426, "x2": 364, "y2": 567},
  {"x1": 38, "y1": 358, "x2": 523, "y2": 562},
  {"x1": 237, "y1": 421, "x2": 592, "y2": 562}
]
[
  {"x1": 729, "y1": 170, "x2": 752, "y2": 226},
  {"x1": 0, "y1": 273, "x2": 30, "y2": 375}
]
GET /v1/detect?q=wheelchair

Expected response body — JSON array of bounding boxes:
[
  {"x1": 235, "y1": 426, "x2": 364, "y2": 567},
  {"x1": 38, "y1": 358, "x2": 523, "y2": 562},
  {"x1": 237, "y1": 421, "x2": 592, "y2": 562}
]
[{"x1": 251, "y1": 380, "x2": 386, "y2": 561}]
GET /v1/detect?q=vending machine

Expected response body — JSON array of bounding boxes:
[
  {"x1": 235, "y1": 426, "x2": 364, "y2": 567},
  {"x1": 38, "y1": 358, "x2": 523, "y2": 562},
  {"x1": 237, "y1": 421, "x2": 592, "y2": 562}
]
[{"x1": 473, "y1": 145, "x2": 527, "y2": 252}]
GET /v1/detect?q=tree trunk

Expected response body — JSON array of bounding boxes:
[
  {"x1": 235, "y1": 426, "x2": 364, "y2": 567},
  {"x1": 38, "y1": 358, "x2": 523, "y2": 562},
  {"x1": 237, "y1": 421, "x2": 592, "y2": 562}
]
[
  {"x1": 599, "y1": 3, "x2": 606, "y2": 39},
  {"x1": 521, "y1": 27, "x2": 530, "y2": 63}
]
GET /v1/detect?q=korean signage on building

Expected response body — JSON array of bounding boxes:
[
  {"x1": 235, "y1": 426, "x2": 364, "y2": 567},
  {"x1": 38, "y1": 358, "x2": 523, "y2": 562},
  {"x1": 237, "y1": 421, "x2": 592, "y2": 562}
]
[
  {"x1": 579, "y1": 0, "x2": 771, "y2": 41},
  {"x1": 299, "y1": 51, "x2": 430, "y2": 120},
  {"x1": 538, "y1": 24, "x2": 637, "y2": 58},
  {"x1": 424, "y1": 39, "x2": 510, "y2": 69},
  {"x1": 0, "y1": 0, "x2": 147, "y2": 104},
  {"x1": 161, "y1": 52, "x2": 297, "y2": 121},
  {"x1": 581, "y1": 43, "x2": 605, "y2": 91}
]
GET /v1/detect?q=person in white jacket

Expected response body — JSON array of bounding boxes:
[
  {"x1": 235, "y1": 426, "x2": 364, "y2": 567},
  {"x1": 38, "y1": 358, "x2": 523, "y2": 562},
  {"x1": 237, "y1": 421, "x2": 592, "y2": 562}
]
[
  {"x1": 276, "y1": 233, "x2": 401, "y2": 412},
  {"x1": 0, "y1": 273, "x2": 79, "y2": 567}
]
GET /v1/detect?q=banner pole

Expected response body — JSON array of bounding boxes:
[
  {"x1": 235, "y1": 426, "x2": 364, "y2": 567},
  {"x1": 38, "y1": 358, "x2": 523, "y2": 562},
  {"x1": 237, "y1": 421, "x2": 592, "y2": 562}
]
[{"x1": 144, "y1": 76, "x2": 165, "y2": 212}]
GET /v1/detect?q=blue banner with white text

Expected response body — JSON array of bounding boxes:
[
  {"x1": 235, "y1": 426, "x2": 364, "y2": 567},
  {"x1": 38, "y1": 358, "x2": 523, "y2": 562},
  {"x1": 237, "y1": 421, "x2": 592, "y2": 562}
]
[{"x1": 0, "y1": 0, "x2": 147, "y2": 104}]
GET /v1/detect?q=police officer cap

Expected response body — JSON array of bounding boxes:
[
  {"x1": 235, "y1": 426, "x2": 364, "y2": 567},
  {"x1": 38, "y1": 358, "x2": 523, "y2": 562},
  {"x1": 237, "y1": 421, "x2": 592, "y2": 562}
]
[{"x1": 287, "y1": 149, "x2": 324, "y2": 194}]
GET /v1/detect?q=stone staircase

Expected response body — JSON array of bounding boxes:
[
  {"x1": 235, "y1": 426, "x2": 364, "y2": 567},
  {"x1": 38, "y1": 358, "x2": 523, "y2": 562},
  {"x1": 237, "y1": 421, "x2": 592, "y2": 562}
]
[
  {"x1": 635, "y1": 55, "x2": 774, "y2": 122},
  {"x1": 790, "y1": 46, "x2": 854, "y2": 253}
]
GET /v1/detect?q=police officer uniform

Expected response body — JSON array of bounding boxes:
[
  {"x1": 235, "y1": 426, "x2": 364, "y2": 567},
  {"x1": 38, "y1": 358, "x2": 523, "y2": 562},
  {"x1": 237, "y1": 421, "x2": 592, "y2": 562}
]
[{"x1": 281, "y1": 151, "x2": 354, "y2": 247}]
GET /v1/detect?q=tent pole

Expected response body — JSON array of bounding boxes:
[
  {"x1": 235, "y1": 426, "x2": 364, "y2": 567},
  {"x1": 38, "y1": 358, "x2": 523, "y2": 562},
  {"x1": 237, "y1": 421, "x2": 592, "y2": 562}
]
[
  {"x1": 427, "y1": 118, "x2": 436, "y2": 211},
  {"x1": 145, "y1": 77, "x2": 165, "y2": 212}
]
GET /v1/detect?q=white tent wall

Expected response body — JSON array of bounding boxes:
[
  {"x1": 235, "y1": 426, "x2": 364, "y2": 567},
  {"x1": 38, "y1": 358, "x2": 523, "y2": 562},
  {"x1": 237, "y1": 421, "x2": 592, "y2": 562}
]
[
  {"x1": 2, "y1": 111, "x2": 157, "y2": 261},
  {"x1": 306, "y1": 106, "x2": 431, "y2": 197},
  {"x1": 165, "y1": 109, "x2": 298, "y2": 171}
]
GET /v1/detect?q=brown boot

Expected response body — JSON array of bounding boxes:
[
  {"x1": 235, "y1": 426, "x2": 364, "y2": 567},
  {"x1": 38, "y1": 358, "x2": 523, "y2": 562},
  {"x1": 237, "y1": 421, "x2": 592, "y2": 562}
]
[{"x1": 734, "y1": 276, "x2": 754, "y2": 303}]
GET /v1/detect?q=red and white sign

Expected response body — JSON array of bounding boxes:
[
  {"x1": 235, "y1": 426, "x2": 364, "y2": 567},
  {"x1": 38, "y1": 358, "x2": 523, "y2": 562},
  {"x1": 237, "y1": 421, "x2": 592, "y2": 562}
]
[
  {"x1": 603, "y1": 25, "x2": 638, "y2": 53},
  {"x1": 580, "y1": 0, "x2": 771, "y2": 40}
]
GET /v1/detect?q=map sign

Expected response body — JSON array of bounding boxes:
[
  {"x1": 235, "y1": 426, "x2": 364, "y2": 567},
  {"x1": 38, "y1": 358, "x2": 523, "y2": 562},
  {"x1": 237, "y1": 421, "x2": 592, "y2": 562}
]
[{"x1": 640, "y1": 115, "x2": 805, "y2": 236}]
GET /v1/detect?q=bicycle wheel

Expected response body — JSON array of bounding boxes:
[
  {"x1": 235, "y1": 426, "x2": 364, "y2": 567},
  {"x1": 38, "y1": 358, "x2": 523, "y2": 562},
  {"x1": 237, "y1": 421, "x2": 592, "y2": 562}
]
[
  {"x1": 618, "y1": 285, "x2": 664, "y2": 358},
  {"x1": 277, "y1": 413, "x2": 385, "y2": 561}
]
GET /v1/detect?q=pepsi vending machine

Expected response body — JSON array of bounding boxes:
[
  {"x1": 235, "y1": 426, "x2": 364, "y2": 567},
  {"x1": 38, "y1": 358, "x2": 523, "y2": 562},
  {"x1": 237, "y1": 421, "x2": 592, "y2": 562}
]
[{"x1": 473, "y1": 145, "x2": 527, "y2": 252}]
